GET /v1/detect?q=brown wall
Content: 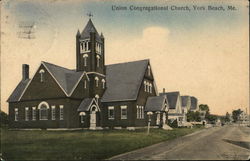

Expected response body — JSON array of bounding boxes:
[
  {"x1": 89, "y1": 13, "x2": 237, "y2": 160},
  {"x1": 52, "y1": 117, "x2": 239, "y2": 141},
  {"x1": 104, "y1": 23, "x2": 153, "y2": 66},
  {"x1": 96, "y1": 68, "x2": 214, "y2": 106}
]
[
  {"x1": 21, "y1": 64, "x2": 66, "y2": 101},
  {"x1": 9, "y1": 98, "x2": 82, "y2": 129}
]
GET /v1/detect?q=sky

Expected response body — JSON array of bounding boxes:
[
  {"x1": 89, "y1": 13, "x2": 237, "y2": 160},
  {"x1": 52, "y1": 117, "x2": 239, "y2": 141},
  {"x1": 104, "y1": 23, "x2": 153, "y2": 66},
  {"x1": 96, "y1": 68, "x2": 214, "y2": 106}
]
[{"x1": 1, "y1": 0, "x2": 249, "y2": 115}]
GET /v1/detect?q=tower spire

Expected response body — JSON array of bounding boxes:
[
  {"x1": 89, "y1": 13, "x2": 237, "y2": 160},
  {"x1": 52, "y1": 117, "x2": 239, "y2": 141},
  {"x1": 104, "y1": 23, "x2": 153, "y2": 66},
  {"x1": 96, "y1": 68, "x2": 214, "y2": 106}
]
[{"x1": 87, "y1": 12, "x2": 93, "y2": 19}]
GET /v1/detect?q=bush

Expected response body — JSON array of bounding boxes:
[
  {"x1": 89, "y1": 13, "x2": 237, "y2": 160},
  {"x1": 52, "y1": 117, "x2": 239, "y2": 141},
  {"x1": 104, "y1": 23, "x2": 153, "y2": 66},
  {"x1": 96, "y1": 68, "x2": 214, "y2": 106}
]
[
  {"x1": 0, "y1": 110, "x2": 9, "y2": 127},
  {"x1": 168, "y1": 119, "x2": 178, "y2": 128}
]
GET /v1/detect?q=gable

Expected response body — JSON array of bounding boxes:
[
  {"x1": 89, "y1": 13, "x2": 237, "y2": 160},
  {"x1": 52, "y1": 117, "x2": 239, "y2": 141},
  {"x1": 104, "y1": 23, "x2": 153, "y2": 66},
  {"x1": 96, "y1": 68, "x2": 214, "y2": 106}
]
[
  {"x1": 176, "y1": 95, "x2": 182, "y2": 113},
  {"x1": 71, "y1": 74, "x2": 90, "y2": 99},
  {"x1": 42, "y1": 62, "x2": 83, "y2": 95},
  {"x1": 101, "y1": 59, "x2": 149, "y2": 102},
  {"x1": 20, "y1": 64, "x2": 67, "y2": 101},
  {"x1": 77, "y1": 98, "x2": 100, "y2": 112},
  {"x1": 145, "y1": 96, "x2": 168, "y2": 112}
]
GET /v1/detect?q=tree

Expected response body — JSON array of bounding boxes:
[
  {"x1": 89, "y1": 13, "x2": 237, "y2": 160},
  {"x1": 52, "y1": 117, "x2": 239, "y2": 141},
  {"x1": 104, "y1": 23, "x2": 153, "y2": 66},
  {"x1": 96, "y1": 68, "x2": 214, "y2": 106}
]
[
  {"x1": 232, "y1": 109, "x2": 242, "y2": 122},
  {"x1": 199, "y1": 104, "x2": 209, "y2": 112},
  {"x1": 187, "y1": 111, "x2": 201, "y2": 122},
  {"x1": 206, "y1": 114, "x2": 217, "y2": 124},
  {"x1": 224, "y1": 112, "x2": 230, "y2": 122},
  {"x1": 168, "y1": 119, "x2": 178, "y2": 128},
  {"x1": 0, "y1": 110, "x2": 9, "y2": 126}
]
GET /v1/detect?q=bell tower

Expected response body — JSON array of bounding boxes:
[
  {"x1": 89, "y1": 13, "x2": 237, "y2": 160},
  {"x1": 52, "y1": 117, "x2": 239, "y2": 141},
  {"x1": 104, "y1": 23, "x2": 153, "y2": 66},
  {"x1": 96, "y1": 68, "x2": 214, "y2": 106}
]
[
  {"x1": 76, "y1": 17, "x2": 105, "y2": 75},
  {"x1": 76, "y1": 15, "x2": 106, "y2": 98}
]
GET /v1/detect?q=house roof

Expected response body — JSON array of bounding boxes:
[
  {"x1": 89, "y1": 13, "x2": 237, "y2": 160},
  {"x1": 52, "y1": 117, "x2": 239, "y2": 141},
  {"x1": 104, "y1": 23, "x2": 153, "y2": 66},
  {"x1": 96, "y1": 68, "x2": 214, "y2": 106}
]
[
  {"x1": 79, "y1": 19, "x2": 101, "y2": 41},
  {"x1": 42, "y1": 61, "x2": 83, "y2": 95},
  {"x1": 8, "y1": 59, "x2": 150, "y2": 103},
  {"x1": 101, "y1": 59, "x2": 149, "y2": 102},
  {"x1": 145, "y1": 96, "x2": 168, "y2": 112},
  {"x1": 190, "y1": 96, "x2": 198, "y2": 109},
  {"x1": 181, "y1": 96, "x2": 190, "y2": 107},
  {"x1": 7, "y1": 79, "x2": 30, "y2": 102},
  {"x1": 77, "y1": 98, "x2": 94, "y2": 112},
  {"x1": 160, "y1": 91, "x2": 180, "y2": 109}
]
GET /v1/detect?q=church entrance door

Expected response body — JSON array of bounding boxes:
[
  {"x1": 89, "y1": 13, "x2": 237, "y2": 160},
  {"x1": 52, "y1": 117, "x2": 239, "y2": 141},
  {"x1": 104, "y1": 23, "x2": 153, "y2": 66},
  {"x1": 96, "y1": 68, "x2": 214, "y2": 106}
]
[{"x1": 90, "y1": 105, "x2": 97, "y2": 129}]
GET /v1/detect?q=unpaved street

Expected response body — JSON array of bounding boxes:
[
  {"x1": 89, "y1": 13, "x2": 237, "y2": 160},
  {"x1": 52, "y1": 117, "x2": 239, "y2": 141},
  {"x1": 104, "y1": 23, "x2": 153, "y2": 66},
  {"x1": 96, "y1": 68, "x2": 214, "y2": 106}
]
[{"x1": 110, "y1": 125, "x2": 250, "y2": 160}]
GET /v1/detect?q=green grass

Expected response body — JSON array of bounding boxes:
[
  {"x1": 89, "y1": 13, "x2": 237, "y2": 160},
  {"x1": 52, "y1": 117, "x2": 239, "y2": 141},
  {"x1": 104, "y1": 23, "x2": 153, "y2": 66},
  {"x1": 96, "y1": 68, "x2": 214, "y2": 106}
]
[{"x1": 1, "y1": 127, "x2": 203, "y2": 160}]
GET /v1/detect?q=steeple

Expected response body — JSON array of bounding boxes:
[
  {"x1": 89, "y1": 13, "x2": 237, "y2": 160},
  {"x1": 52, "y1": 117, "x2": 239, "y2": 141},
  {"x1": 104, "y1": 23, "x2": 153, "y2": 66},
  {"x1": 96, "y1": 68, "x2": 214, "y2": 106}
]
[
  {"x1": 76, "y1": 17, "x2": 105, "y2": 76},
  {"x1": 79, "y1": 19, "x2": 102, "y2": 41},
  {"x1": 76, "y1": 29, "x2": 80, "y2": 37}
]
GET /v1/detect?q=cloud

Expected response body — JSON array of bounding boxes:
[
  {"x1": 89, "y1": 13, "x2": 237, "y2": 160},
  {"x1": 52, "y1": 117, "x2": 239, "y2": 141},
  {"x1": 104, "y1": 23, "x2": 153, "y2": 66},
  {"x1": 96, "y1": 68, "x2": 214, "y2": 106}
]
[{"x1": 106, "y1": 25, "x2": 249, "y2": 115}]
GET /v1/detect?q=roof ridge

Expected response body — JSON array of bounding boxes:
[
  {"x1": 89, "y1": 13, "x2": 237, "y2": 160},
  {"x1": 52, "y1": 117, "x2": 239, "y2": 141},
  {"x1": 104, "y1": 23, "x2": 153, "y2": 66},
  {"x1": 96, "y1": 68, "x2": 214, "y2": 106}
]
[
  {"x1": 42, "y1": 61, "x2": 74, "y2": 72},
  {"x1": 164, "y1": 91, "x2": 180, "y2": 94},
  {"x1": 81, "y1": 19, "x2": 100, "y2": 38},
  {"x1": 106, "y1": 59, "x2": 149, "y2": 66}
]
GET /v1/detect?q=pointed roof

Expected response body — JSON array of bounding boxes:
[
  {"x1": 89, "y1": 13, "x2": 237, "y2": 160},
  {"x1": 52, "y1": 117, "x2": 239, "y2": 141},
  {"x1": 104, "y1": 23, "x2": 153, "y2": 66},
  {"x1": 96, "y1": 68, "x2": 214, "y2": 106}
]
[
  {"x1": 101, "y1": 59, "x2": 149, "y2": 102},
  {"x1": 9, "y1": 59, "x2": 153, "y2": 103},
  {"x1": 181, "y1": 96, "x2": 190, "y2": 107},
  {"x1": 80, "y1": 19, "x2": 101, "y2": 41},
  {"x1": 77, "y1": 98, "x2": 95, "y2": 112},
  {"x1": 160, "y1": 91, "x2": 180, "y2": 109},
  {"x1": 76, "y1": 29, "x2": 80, "y2": 37},
  {"x1": 190, "y1": 96, "x2": 198, "y2": 110},
  {"x1": 42, "y1": 62, "x2": 84, "y2": 95},
  {"x1": 145, "y1": 95, "x2": 168, "y2": 112}
]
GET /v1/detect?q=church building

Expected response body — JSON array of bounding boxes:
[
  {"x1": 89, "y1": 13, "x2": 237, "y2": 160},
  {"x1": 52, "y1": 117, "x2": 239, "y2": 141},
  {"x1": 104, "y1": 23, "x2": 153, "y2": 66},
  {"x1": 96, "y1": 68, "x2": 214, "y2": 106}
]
[{"x1": 7, "y1": 18, "x2": 169, "y2": 130}]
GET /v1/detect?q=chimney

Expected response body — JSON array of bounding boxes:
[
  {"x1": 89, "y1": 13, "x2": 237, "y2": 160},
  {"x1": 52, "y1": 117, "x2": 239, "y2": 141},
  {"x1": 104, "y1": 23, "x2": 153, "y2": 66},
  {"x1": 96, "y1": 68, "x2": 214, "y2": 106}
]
[
  {"x1": 163, "y1": 88, "x2": 165, "y2": 93},
  {"x1": 22, "y1": 64, "x2": 29, "y2": 80}
]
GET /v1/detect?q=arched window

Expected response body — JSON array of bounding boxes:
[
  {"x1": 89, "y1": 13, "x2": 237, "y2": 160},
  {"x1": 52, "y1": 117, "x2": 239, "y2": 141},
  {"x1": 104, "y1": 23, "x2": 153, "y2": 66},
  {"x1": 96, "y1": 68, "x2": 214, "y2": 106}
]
[
  {"x1": 148, "y1": 65, "x2": 151, "y2": 76},
  {"x1": 25, "y1": 107, "x2": 29, "y2": 121},
  {"x1": 95, "y1": 77, "x2": 99, "y2": 87},
  {"x1": 99, "y1": 44, "x2": 102, "y2": 53},
  {"x1": 38, "y1": 101, "x2": 49, "y2": 120},
  {"x1": 84, "y1": 42, "x2": 87, "y2": 51},
  {"x1": 96, "y1": 43, "x2": 102, "y2": 53},
  {"x1": 60, "y1": 105, "x2": 64, "y2": 120},
  {"x1": 102, "y1": 79, "x2": 105, "y2": 89},
  {"x1": 136, "y1": 105, "x2": 140, "y2": 119},
  {"x1": 96, "y1": 55, "x2": 100, "y2": 67},
  {"x1": 142, "y1": 106, "x2": 144, "y2": 119},
  {"x1": 79, "y1": 112, "x2": 86, "y2": 123},
  {"x1": 146, "y1": 82, "x2": 150, "y2": 92},
  {"x1": 139, "y1": 106, "x2": 142, "y2": 119},
  {"x1": 14, "y1": 108, "x2": 18, "y2": 121},
  {"x1": 149, "y1": 83, "x2": 152, "y2": 93},
  {"x1": 39, "y1": 69, "x2": 45, "y2": 82},
  {"x1": 95, "y1": 94, "x2": 99, "y2": 103},
  {"x1": 144, "y1": 81, "x2": 147, "y2": 92},
  {"x1": 80, "y1": 41, "x2": 90, "y2": 53},
  {"x1": 84, "y1": 80, "x2": 87, "y2": 89},
  {"x1": 83, "y1": 54, "x2": 88, "y2": 67}
]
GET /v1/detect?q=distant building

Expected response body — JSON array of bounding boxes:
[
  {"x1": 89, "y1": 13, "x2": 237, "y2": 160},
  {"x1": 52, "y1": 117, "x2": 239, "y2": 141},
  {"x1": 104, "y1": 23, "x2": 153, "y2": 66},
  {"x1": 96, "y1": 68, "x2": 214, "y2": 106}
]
[
  {"x1": 160, "y1": 90, "x2": 184, "y2": 126},
  {"x1": 145, "y1": 95, "x2": 169, "y2": 128},
  {"x1": 181, "y1": 96, "x2": 191, "y2": 122},
  {"x1": 190, "y1": 96, "x2": 198, "y2": 112},
  {"x1": 238, "y1": 111, "x2": 248, "y2": 124}
]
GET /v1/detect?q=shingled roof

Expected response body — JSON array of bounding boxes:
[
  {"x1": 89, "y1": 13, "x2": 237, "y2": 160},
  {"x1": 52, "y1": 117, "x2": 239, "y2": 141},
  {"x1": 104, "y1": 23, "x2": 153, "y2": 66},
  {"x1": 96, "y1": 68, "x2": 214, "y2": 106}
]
[
  {"x1": 190, "y1": 96, "x2": 198, "y2": 110},
  {"x1": 77, "y1": 98, "x2": 95, "y2": 112},
  {"x1": 7, "y1": 62, "x2": 86, "y2": 102},
  {"x1": 42, "y1": 62, "x2": 84, "y2": 95},
  {"x1": 145, "y1": 95, "x2": 168, "y2": 112},
  {"x1": 7, "y1": 79, "x2": 30, "y2": 102},
  {"x1": 160, "y1": 91, "x2": 180, "y2": 109},
  {"x1": 101, "y1": 59, "x2": 149, "y2": 102},
  {"x1": 78, "y1": 19, "x2": 102, "y2": 41},
  {"x1": 181, "y1": 96, "x2": 190, "y2": 107}
]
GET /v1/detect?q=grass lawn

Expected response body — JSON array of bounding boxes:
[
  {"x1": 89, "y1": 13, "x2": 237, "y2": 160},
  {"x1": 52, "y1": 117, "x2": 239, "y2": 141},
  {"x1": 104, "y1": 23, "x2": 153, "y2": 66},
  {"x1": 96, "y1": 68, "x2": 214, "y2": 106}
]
[{"x1": 1, "y1": 127, "x2": 203, "y2": 160}]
